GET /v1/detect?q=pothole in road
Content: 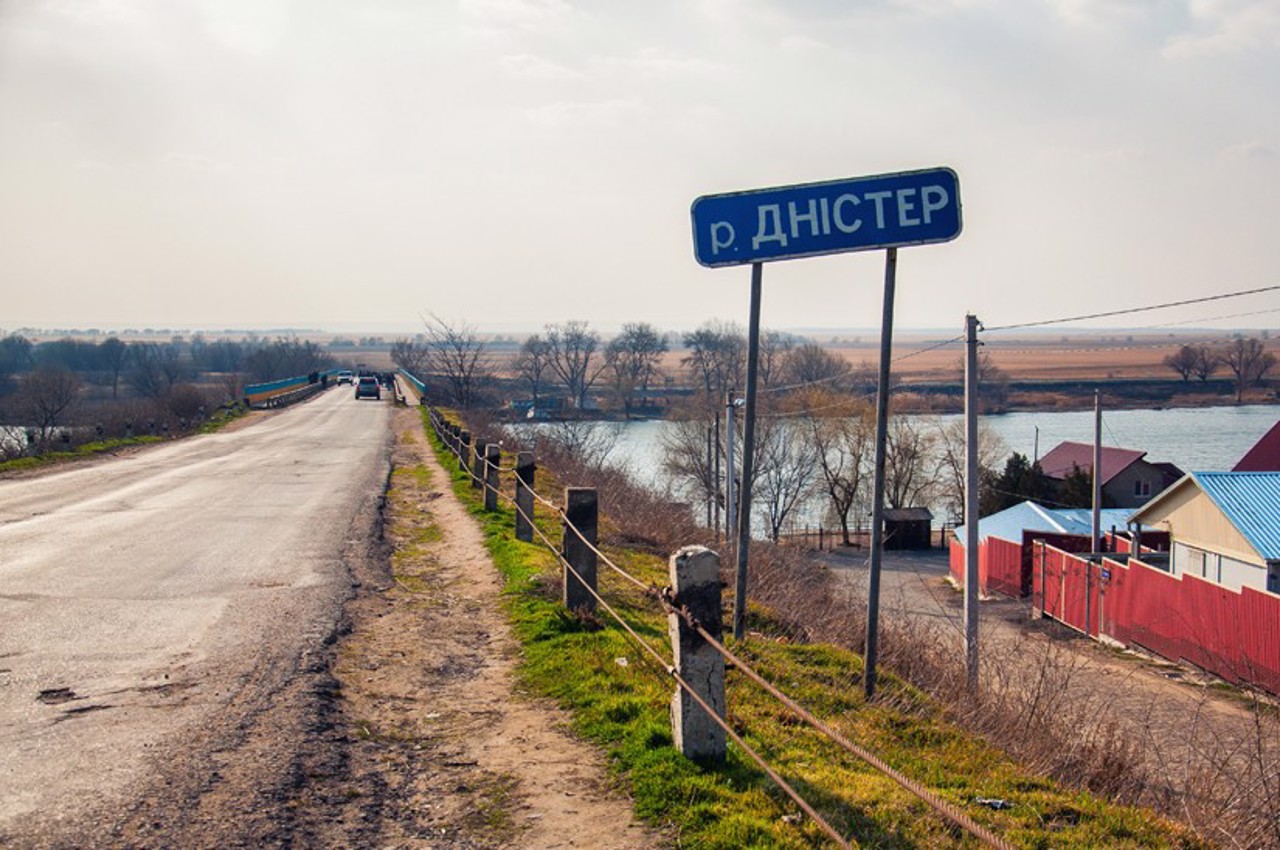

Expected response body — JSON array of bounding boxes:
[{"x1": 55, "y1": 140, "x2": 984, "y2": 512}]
[{"x1": 37, "y1": 687, "x2": 79, "y2": 704}]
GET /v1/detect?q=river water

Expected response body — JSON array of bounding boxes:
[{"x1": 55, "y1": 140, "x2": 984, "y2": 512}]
[{"x1": 545, "y1": 404, "x2": 1280, "y2": 529}]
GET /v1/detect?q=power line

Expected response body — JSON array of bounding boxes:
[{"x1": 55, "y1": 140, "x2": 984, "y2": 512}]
[
  {"x1": 892, "y1": 335, "x2": 964, "y2": 363},
  {"x1": 984, "y1": 285, "x2": 1280, "y2": 332},
  {"x1": 1135, "y1": 304, "x2": 1280, "y2": 331}
]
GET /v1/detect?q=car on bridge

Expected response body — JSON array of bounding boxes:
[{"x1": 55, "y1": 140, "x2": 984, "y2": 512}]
[
  {"x1": 336, "y1": 370, "x2": 354, "y2": 385},
  {"x1": 355, "y1": 375, "x2": 381, "y2": 400}
]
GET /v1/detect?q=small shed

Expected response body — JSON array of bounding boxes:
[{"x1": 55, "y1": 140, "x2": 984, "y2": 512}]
[{"x1": 883, "y1": 508, "x2": 933, "y2": 550}]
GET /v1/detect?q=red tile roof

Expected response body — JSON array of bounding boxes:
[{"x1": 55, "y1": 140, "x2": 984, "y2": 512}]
[
  {"x1": 1234, "y1": 420, "x2": 1280, "y2": 472},
  {"x1": 1038, "y1": 441, "x2": 1146, "y2": 485}
]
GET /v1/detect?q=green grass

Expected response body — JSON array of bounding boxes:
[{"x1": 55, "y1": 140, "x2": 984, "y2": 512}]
[
  {"x1": 0, "y1": 435, "x2": 164, "y2": 474},
  {"x1": 417, "y1": 408, "x2": 1201, "y2": 849}
]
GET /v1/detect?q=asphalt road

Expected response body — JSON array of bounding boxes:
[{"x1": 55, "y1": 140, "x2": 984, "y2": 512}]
[{"x1": 0, "y1": 388, "x2": 391, "y2": 844}]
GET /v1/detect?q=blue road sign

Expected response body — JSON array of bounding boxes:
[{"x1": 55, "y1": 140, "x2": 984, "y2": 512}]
[{"x1": 691, "y1": 167, "x2": 962, "y2": 267}]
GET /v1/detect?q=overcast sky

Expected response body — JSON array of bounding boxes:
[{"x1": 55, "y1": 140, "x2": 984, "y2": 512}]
[{"x1": 2, "y1": 0, "x2": 1278, "y2": 334}]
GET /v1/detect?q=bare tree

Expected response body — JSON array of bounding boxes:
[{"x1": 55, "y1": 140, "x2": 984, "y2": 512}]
[
  {"x1": 933, "y1": 418, "x2": 1007, "y2": 525},
  {"x1": 127, "y1": 342, "x2": 183, "y2": 399},
  {"x1": 1220, "y1": 337, "x2": 1277, "y2": 404},
  {"x1": 512, "y1": 334, "x2": 553, "y2": 408},
  {"x1": 884, "y1": 414, "x2": 938, "y2": 509},
  {"x1": 1192, "y1": 346, "x2": 1221, "y2": 382},
  {"x1": 806, "y1": 394, "x2": 876, "y2": 545},
  {"x1": 0, "y1": 334, "x2": 34, "y2": 395},
  {"x1": 781, "y1": 342, "x2": 850, "y2": 391},
  {"x1": 97, "y1": 337, "x2": 128, "y2": 399},
  {"x1": 1163, "y1": 344, "x2": 1200, "y2": 382},
  {"x1": 545, "y1": 321, "x2": 604, "y2": 410},
  {"x1": 424, "y1": 315, "x2": 491, "y2": 408},
  {"x1": 757, "y1": 330, "x2": 796, "y2": 388},
  {"x1": 682, "y1": 321, "x2": 745, "y2": 401},
  {"x1": 390, "y1": 336, "x2": 430, "y2": 379},
  {"x1": 604, "y1": 322, "x2": 667, "y2": 418},
  {"x1": 529, "y1": 419, "x2": 622, "y2": 471},
  {"x1": 754, "y1": 416, "x2": 819, "y2": 542},
  {"x1": 660, "y1": 410, "x2": 719, "y2": 523},
  {"x1": 18, "y1": 366, "x2": 81, "y2": 446}
]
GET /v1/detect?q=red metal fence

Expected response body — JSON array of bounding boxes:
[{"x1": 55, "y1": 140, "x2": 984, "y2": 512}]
[{"x1": 1032, "y1": 542, "x2": 1280, "y2": 695}]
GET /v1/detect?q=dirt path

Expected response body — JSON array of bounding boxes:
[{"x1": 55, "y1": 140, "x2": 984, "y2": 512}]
[{"x1": 302, "y1": 407, "x2": 658, "y2": 848}]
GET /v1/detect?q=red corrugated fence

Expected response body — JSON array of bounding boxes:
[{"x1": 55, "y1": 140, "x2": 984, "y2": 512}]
[{"x1": 1033, "y1": 542, "x2": 1280, "y2": 695}]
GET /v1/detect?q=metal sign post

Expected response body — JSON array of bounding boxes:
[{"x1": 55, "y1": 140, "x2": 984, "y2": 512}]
[
  {"x1": 691, "y1": 167, "x2": 963, "y2": 666},
  {"x1": 732, "y1": 263, "x2": 763, "y2": 640},
  {"x1": 862, "y1": 247, "x2": 896, "y2": 699}
]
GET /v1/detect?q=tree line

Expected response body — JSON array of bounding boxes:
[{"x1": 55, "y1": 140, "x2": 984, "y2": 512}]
[
  {"x1": 0, "y1": 334, "x2": 334, "y2": 455},
  {"x1": 393, "y1": 317, "x2": 885, "y2": 415},
  {"x1": 1163, "y1": 337, "x2": 1276, "y2": 403}
]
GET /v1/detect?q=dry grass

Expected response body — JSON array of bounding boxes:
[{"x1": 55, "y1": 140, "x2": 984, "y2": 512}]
[{"x1": 472, "y1": 405, "x2": 1280, "y2": 848}]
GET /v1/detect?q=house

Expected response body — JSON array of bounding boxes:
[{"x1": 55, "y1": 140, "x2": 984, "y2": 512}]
[
  {"x1": 1128, "y1": 471, "x2": 1280, "y2": 595},
  {"x1": 950, "y1": 502, "x2": 1144, "y2": 597},
  {"x1": 1233, "y1": 420, "x2": 1280, "y2": 471},
  {"x1": 1037, "y1": 441, "x2": 1183, "y2": 509}
]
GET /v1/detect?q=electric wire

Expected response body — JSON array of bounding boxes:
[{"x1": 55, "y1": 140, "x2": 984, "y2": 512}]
[{"x1": 984, "y1": 285, "x2": 1280, "y2": 332}]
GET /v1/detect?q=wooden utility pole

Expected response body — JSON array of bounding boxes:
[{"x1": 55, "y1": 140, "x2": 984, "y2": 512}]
[{"x1": 964, "y1": 314, "x2": 981, "y2": 691}]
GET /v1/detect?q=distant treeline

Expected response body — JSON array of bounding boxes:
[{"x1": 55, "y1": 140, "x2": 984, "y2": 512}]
[
  {"x1": 0, "y1": 335, "x2": 337, "y2": 458},
  {"x1": 0, "y1": 334, "x2": 335, "y2": 398}
]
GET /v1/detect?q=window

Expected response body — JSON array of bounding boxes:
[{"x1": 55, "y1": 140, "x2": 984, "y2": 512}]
[
  {"x1": 1188, "y1": 548, "x2": 1207, "y2": 578},
  {"x1": 1134, "y1": 479, "x2": 1151, "y2": 498}
]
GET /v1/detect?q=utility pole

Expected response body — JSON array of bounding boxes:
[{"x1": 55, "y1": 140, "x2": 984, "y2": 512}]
[
  {"x1": 725, "y1": 391, "x2": 737, "y2": 564},
  {"x1": 963, "y1": 314, "x2": 981, "y2": 691},
  {"x1": 705, "y1": 425, "x2": 713, "y2": 531},
  {"x1": 713, "y1": 406, "x2": 722, "y2": 542},
  {"x1": 1092, "y1": 390, "x2": 1102, "y2": 554}
]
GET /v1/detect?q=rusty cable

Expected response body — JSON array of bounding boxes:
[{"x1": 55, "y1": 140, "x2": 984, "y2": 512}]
[{"x1": 427, "y1": 413, "x2": 1005, "y2": 849}]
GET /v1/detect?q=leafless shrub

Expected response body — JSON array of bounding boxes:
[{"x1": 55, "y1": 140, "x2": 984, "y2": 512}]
[{"x1": 473, "y1": 409, "x2": 1280, "y2": 846}]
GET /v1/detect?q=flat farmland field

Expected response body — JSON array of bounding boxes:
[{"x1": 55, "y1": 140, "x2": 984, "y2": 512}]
[{"x1": 641, "y1": 331, "x2": 1270, "y2": 385}]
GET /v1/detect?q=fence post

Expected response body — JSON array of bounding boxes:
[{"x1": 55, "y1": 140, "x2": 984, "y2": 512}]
[
  {"x1": 562, "y1": 488, "x2": 598, "y2": 613},
  {"x1": 668, "y1": 545, "x2": 727, "y2": 762},
  {"x1": 449, "y1": 424, "x2": 460, "y2": 456},
  {"x1": 515, "y1": 452, "x2": 535, "y2": 542},
  {"x1": 471, "y1": 438, "x2": 487, "y2": 488},
  {"x1": 484, "y1": 443, "x2": 500, "y2": 511},
  {"x1": 459, "y1": 430, "x2": 471, "y2": 472}
]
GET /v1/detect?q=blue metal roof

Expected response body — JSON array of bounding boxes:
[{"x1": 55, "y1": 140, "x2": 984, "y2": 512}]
[
  {"x1": 955, "y1": 502, "x2": 1135, "y2": 545},
  {"x1": 1192, "y1": 472, "x2": 1280, "y2": 561}
]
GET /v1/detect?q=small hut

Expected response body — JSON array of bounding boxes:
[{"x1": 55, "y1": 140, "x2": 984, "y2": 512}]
[{"x1": 883, "y1": 507, "x2": 933, "y2": 550}]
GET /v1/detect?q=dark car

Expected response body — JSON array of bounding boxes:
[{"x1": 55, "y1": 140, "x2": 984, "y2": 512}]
[{"x1": 355, "y1": 376, "x2": 381, "y2": 400}]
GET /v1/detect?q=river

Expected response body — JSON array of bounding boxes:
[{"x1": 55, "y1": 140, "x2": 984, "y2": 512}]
[{"x1": 517, "y1": 404, "x2": 1279, "y2": 529}]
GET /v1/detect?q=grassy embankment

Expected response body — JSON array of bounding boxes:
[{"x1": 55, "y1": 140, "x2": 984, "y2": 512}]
[{"x1": 417, "y1": 407, "x2": 1201, "y2": 848}]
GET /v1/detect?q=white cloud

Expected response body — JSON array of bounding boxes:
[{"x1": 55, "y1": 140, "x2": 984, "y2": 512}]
[
  {"x1": 1164, "y1": 0, "x2": 1280, "y2": 57},
  {"x1": 596, "y1": 47, "x2": 724, "y2": 79},
  {"x1": 1048, "y1": 0, "x2": 1154, "y2": 27},
  {"x1": 523, "y1": 97, "x2": 648, "y2": 129},
  {"x1": 500, "y1": 53, "x2": 581, "y2": 81},
  {"x1": 1221, "y1": 140, "x2": 1278, "y2": 159},
  {"x1": 459, "y1": 0, "x2": 571, "y2": 30}
]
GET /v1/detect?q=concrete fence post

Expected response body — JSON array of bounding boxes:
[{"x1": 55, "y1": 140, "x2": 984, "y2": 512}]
[
  {"x1": 668, "y1": 545, "x2": 727, "y2": 762},
  {"x1": 484, "y1": 443, "x2": 501, "y2": 511},
  {"x1": 515, "y1": 452, "x2": 535, "y2": 542},
  {"x1": 471, "y1": 438, "x2": 488, "y2": 489},
  {"x1": 562, "y1": 488, "x2": 598, "y2": 613},
  {"x1": 459, "y1": 430, "x2": 471, "y2": 472}
]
